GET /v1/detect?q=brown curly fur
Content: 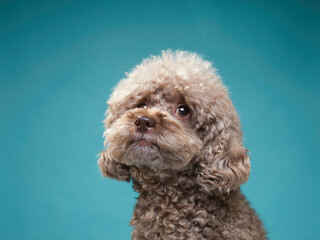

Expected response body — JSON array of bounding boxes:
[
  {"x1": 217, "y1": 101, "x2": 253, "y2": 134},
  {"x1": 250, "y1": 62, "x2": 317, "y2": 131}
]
[{"x1": 98, "y1": 50, "x2": 267, "y2": 239}]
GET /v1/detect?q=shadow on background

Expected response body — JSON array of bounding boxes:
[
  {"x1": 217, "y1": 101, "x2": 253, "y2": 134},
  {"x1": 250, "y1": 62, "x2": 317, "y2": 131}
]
[{"x1": 0, "y1": 0, "x2": 319, "y2": 239}]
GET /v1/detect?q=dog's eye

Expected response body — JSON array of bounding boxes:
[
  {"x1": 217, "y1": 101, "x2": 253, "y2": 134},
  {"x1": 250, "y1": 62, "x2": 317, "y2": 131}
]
[
  {"x1": 176, "y1": 105, "x2": 190, "y2": 119},
  {"x1": 137, "y1": 103, "x2": 147, "y2": 109}
]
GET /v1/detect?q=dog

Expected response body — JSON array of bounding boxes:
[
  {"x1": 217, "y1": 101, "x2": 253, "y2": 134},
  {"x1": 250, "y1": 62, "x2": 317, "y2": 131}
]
[{"x1": 98, "y1": 50, "x2": 267, "y2": 239}]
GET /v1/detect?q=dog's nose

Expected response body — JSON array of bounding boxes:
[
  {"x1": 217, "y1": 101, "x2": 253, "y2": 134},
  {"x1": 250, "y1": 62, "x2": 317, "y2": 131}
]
[{"x1": 134, "y1": 116, "x2": 156, "y2": 133}]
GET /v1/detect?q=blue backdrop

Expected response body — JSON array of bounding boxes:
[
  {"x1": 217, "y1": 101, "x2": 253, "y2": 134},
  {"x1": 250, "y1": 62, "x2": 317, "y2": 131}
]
[{"x1": 1, "y1": 1, "x2": 319, "y2": 239}]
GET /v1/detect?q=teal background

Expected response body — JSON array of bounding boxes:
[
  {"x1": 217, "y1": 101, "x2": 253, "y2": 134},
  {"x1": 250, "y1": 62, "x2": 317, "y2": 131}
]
[{"x1": 1, "y1": 0, "x2": 319, "y2": 239}]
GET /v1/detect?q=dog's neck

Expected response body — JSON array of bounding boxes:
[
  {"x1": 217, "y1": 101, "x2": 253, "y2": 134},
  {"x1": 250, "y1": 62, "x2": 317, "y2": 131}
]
[
  {"x1": 130, "y1": 165, "x2": 196, "y2": 191},
  {"x1": 129, "y1": 165, "x2": 235, "y2": 204}
]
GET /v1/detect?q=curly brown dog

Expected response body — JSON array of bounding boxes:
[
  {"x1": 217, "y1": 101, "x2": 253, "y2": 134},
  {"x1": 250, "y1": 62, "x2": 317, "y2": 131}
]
[{"x1": 98, "y1": 50, "x2": 267, "y2": 239}]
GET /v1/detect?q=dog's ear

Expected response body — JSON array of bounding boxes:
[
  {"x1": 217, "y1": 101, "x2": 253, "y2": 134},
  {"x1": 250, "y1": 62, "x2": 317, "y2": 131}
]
[
  {"x1": 195, "y1": 107, "x2": 250, "y2": 193},
  {"x1": 98, "y1": 151, "x2": 131, "y2": 182},
  {"x1": 98, "y1": 107, "x2": 131, "y2": 182}
]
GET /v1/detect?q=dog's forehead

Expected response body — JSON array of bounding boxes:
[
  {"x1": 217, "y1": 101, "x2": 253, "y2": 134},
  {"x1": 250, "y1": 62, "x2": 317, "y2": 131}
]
[
  {"x1": 109, "y1": 74, "x2": 219, "y2": 112},
  {"x1": 141, "y1": 84, "x2": 185, "y2": 104}
]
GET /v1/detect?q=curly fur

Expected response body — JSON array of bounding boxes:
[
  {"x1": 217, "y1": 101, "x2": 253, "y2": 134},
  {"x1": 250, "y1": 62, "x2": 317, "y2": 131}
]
[{"x1": 98, "y1": 50, "x2": 267, "y2": 239}]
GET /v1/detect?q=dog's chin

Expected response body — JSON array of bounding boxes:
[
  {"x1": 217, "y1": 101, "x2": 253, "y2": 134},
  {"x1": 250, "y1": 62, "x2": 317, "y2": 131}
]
[
  {"x1": 107, "y1": 140, "x2": 190, "y2": 170},
  {"x1": 107, "y1": 134, "x2": 202, "y2": 171}
]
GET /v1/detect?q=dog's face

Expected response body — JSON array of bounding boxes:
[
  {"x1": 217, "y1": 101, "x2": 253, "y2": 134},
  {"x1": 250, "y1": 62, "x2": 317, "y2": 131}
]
[
  {"x1": 105, "y1": 85, "x2": 203, "y2": 170},
  {"x1": 102, "y1": 51, "x2": 250, "y2": 192}
]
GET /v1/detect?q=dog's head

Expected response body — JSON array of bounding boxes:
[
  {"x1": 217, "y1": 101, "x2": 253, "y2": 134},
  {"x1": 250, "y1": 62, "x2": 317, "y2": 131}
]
[{"x1": 100, "y1": 50, "x2": 250, "y2": 192}]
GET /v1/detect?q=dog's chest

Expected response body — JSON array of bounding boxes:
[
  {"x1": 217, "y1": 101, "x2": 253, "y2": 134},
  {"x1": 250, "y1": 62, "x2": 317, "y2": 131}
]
[{"x1": 130, "y1": 180, "x2": 226, "y2": 238}]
